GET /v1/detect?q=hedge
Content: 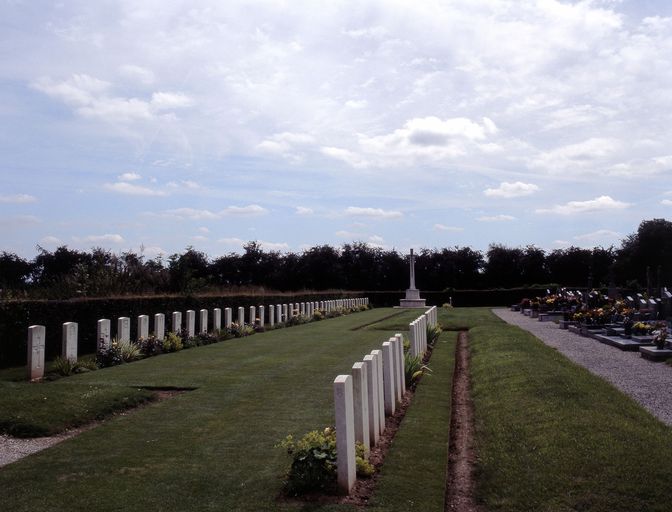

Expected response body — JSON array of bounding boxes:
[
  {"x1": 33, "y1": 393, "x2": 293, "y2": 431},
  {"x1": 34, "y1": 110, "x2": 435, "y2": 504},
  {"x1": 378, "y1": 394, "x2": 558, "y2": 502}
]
[{"x1": 0, "y1": 292, "x2": 363, "y2": 368}]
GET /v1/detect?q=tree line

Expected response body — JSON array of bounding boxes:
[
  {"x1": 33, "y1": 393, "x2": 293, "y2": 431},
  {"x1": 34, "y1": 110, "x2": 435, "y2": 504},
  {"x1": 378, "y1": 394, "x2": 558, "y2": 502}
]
[{"x1": 1, "y1": 219, "x2": 670, "y2": 299}]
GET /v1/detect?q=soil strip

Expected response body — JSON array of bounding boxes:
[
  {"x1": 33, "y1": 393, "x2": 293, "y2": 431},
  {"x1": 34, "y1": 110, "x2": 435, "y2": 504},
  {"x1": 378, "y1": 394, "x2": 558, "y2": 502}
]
[{"x1": 445, "y1": 331, "x2": 480, "y2": 512}]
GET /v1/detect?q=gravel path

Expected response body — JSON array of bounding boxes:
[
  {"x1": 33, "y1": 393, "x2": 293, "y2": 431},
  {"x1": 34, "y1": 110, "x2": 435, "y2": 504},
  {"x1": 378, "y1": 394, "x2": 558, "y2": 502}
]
[
  {"x1": 493, "y1": 308, "x2": 672, "y2": 426},
  {"x1": 0, "y1": 428, "x2": 86, "y2": 468}
]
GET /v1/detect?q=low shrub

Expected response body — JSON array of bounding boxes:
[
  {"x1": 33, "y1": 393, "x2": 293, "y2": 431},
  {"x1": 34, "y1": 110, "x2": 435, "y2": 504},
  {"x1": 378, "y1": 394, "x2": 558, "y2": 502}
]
[
  {"x1": 51, "y1": 356, "x2": 97, "y2": 376},
  {"x1": 277, "y1": 427, "x2": 373, "y2": 496},
  {"x1": 312, "y1": 310, "x2": 324, "y2": 321},
  {"x1": 137, "y1": 335, "x2": 163, "y2": 356},
  {"x1": 119, "y1": 340, "x2": 142, "y2": 362},
  {"x1": 427, "y1": 324, "x2": 442, "y2": 347},
  {"x1": 95, "y1": 340, "x2": 124, "y2": 368},
  {"x1": 162, "y1": 332, "x2": 183, "y2": 352},
  {"x1": 405, "y1": 353, "x2": 431, "y2": 389}
]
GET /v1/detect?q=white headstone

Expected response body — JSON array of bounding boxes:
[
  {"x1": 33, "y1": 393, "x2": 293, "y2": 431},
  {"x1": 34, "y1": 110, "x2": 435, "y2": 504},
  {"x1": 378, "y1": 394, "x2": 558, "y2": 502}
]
[
  {"x1": 249, "y1": 306, "x2": 256, "y2": 326},
  {"x1": 333, "y1": 375, "x2": 356, "y2": 495},
  {"x1": 138, "y1": 315, "x2": 149, "y2": 340},
  {"x1": 62, "y1": 322, "x2": 78, "y2": 362},
  {"x1": 371, "y1": 349, "x2": 385, "y2": 433},
  {"x1": 27, "y1": 325, "x2": 46, "y2": 381},
  {"x1": 351, "y1": 362, "x2": 370, "y2": 454},
  {"x1": 283, "y1": 304, "x2": 288, "y2": 322},
  {"x1": 213, "y1": 308, "x2": 222, "y2": 331},
  {"x1": 97, "y1": 319, "x2": 111, "y2": 350},
  {"x1": 238, "y1": 306, "x2": 245, "y2": 326},
  {"x1": 390, "y1": 337, "x2": 402, "y2": 403},
  {"x1": 117, "y1": 317, "x2": 131, "y2": 342},
  {"x1": 276, "y1": 304, "x2": 282, "y2": 324},
  {"x1": 258, "y1": 306, "x2": 265, "y2": 327},
  {"x1": 172, "y1": 311, "x2": 182, "y2": 333},
  {"x1": 362, "y1": 354, "x2": 380, "y2": 445},
  {"x1": 186, "y1": 310, "x2": 196, "y2": 337},
  {"x1": 155, "y1": 313, "x2": 165, "y2": 340},
  {"x1": 382, "y1": 342, "x2": 396, "y2": 416},
  {"x1": 395, "y1": 333, "x2": 406, "y2": 392},
  {"x1": 199, "y1": 309, "x2": 208, "y2": 334},
  {"x1": 224, "y1": 308, "x2": 232, "y2": 329},
  {"x1": 269, "y1": 304, "x2": 275, "y2": 326}
]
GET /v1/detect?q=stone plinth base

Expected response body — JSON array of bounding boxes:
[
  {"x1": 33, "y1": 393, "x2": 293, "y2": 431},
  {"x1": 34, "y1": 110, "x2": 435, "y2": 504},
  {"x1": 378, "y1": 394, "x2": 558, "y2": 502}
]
[{"x1": 398, "y1": 298, "x2": 427, "y2": 308}]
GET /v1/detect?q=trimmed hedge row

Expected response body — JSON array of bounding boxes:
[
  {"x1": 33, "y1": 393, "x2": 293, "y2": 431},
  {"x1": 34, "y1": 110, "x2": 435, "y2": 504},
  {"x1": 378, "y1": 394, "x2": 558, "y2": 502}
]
[
  {"x1": 0, "y1": 293, "x2": 362, "y2": 368},
  {"x1": 363, "y1": 287, "x2": 552, "y2": 308}
]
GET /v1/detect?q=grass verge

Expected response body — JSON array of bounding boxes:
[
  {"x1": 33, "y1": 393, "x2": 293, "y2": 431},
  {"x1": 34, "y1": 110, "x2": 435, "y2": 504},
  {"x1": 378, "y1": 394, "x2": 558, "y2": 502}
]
[
  {"x1": 367, "y1": 332, "x2": 457, "y2": 511},
  {"x1": 470, "y1": 313, "x2": 672, "y2": 512}
]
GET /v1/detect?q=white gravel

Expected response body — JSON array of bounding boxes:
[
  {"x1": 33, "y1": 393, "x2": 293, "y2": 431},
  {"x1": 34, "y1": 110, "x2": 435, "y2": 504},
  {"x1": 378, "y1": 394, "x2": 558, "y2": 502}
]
[
  {"x1": 0, "y1": 429, "x2": 84, "y2": 468},
  {"x1": 493, "y1": 308, "x2": 672, "y2": 426}
]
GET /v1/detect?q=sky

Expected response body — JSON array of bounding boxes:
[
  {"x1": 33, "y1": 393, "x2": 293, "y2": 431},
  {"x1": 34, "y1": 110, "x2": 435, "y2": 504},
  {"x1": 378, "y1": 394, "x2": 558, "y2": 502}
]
[{"x1": 2, "y1": 0, "x2": 672, "y2": 260}]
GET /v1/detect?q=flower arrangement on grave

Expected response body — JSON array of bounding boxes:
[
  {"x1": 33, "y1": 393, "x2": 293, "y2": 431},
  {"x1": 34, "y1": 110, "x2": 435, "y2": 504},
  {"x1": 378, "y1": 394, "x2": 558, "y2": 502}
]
[
  {"x1": 530, "y1": 299, "x2": 540, "y2": 311},
  {"x1": 632, "y1": 322, "x2": 655, "y2": 335},
  {"x1": 653, "y1": 326, "x2": 668, "y2": 350},
  {"x1": 520, "y1": 298, "x2": 531, "y2": 309}
]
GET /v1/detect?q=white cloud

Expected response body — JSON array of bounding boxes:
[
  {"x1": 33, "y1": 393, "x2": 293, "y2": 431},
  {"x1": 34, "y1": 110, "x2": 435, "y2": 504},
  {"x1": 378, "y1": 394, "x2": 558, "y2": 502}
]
[
  {"x1": 295, "y1": 206, "x2": 314, "y2": 216},
  {"x1": 164, "y1": 208, "x2": 220, "y2": 220},
  {"x1": 0, "y1": 215, "x2": 40, "y2": 228},
  {"x1": 222, "y1": 204, "x2": 267, "y2": 216},
  {"x1": 531, "y1": 138, "x2": 619, "y2": 174},
  {"x1": 104, "y1": 182, "x2": 168, "y2": 196},
  {"x1": 345, "y1": 99, "x2": 368, "y2": 109},
  {"x1": 119, "y1": 64, "x2": 155, "y2": 85},
  {"x1": 150, "y1": 91, "x2": 194, "y2": 110},
  {"x1": 83, "y1": 234, "x2": 125, "y2": 244},
  {"x1": 434, "y1": 224, "x2": 464, "y2": 232},
  {"x1": 336, "y1": 230, "x2": 363, "y2": 238},
  {"x1": 344, "y1": 206, "x2": 403, "y2": 219},
  {"x1": 476, "y1": 214, "x2": 515, "y2": 222},
  {"x1": 118, "y1": 172, "x2": 142, "y2": 181},
  {"x1": 162, "y1": 205, "x2": 267, "y2": 220},
  {"x1": 662, "y1": 199, "x2": 672, "y2": 206},
  {"x1": 218, "y1": 237, "x2": 246, "y2": 246},
  {"x1": 140, "y1": 246, "x2": 165, "y2": 258},
  {"x1": 536, "y1": 195, "x2": 630, "y2": 215},
  {"x1": 573, "y1": 229, "x2": 621, "y2": 242},
  {"x1": 192, "y1": 235, "x2": 208, "y2": 242},
  {"x1": 40, "y1": 235, "x2": 62, "y2": 246},
  {"x1": 0, "y1": 194, "x2": 37, "y2": 203},
  {"x1": 197, "y1": 226, "x2": 210, "y2": 233},
  {"x1": 484, "y1": 182, "x2": 539, "y2": 198}
]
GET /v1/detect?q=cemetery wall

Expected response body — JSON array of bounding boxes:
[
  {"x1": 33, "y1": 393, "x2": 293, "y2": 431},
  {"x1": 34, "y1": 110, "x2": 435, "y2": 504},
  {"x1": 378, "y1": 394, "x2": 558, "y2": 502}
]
[{"x1": 0, "y1": 292, "x2": 361, "y2": 368}]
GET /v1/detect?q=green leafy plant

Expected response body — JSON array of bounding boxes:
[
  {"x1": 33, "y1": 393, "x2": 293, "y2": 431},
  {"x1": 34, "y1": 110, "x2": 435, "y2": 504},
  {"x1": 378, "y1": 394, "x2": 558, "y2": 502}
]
[
  {"x1": 426, "y1": 324, "x2": 442, "y2": 347},
  {"x1": 137, "y1": 335, "x2": 163, "y2": 356},
  {"x1": 95, "y1": 339, "x2": 124, "y2": 368},
  {"x1": 277, "y1": 427, "x2": 373, "y2": 495},
  {"x1": 119, "y1": 340, "x2": 143, "y2": 362},
  {"x1": 312, "y1": 310, "x2": 324, "y2": 321},
  {"x1": 51, "y1": 356, "x2": 97, "y2": 376},
  {"x1": 405, "y1": 353, "x2": 431, "y2": 389},
  {"x1": 162, "y1": 332, "x2": 184, "y2": 352}
]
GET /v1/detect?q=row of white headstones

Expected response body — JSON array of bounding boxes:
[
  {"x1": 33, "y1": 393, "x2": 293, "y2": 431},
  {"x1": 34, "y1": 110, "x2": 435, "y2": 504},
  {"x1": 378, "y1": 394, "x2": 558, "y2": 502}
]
[
  {"x1": 333, "y1": 305, "x2": 438, "y2": 494},
  {"x1": 26, "y1": 297, "x2": 370, "y2": 381}
]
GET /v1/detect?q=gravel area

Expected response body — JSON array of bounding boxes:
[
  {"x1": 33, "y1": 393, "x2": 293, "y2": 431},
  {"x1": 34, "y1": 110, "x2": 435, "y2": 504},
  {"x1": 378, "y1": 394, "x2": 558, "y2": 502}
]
[
  {"x1": 493, "y1": 308, "x2": 672, "y2": 426},
  {"x1": 0, "y1": 428, "x2": 86, "y2": 468}
]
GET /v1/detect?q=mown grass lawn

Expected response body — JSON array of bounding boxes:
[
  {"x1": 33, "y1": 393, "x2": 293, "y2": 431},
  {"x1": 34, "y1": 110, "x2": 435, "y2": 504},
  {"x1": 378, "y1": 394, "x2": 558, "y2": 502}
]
[
  {"x1": 1, "y1": 307, "x2": 446, "y2": 512},
  {"x1": 469, "y1": 308, "x2": 672, "y2": 512},
  {"x1": 5, "y1": 305, "x2": 672, "y2": 512}
]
